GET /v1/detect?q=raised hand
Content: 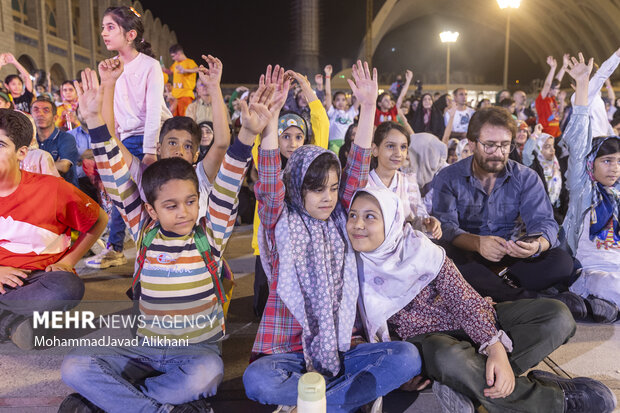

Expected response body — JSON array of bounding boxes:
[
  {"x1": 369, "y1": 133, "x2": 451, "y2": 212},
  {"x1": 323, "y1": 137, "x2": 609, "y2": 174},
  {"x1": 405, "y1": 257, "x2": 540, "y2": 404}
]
[
  {"x1": 347, "y1": 60, "x2": 378, "y2": 107},
  {"x1": 3, "y1": 52, "x2": 16, "y2": 65},
  {"x1": 262, "y1": 64, "x2": 290, "y2": 116},
  {"x1": 405, "y1": 69, "x2": 413, "y2": 82},
  {"x1": 197, "y1": 54, "x2": 223, "y2": 89},
  {"x1": 324, "y1": 64, "x2": 333, "y2": 77},
  {"x1": 284, "y1": 70, "x2": 312, "y2": 92},
  {"x1": 98, "y1": 58, "x2": 123, "y2": 84},
  {"x1": 239, "y1": 83, "x2": 275, "y2": 137},
  {"x1": 546, "y1": 56, "x2": 557, "y2": 68},
  {"x1": 74, "y1": 68, "x2": 103, "y2": 124},
  {"x1": 562, "y1": 53, "x2": 571, "y2": 69},
  {"x1": 566, "y1": 52, "x2": 594, "y2": 84}
]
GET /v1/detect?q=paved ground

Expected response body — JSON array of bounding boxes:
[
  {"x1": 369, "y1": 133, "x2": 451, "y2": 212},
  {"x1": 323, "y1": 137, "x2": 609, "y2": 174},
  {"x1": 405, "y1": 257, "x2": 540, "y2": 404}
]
[{"x1": 0, "y1": 225, "x2": 618, "y2": 412}]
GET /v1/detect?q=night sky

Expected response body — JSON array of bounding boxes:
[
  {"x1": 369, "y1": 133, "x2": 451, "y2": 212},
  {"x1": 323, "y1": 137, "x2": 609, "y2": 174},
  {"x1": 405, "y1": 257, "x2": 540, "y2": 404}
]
[{"x1": 140, "y1": 0, "x2": 541, "y2": 88}]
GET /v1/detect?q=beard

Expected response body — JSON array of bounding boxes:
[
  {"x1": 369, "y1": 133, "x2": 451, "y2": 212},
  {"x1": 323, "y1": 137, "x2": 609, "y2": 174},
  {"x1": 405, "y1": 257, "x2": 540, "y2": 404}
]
[{"x1": 473, "y1": 151, "x2": 507, "y2": 173}]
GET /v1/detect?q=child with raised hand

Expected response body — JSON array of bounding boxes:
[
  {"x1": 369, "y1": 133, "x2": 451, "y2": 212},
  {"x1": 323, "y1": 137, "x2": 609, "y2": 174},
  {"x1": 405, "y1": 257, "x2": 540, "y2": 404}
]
[
  {"x1": 562, "y1": 52, "x2": 620, "y2": 323},
  {"x1": 96, "y1": 54, "x2": 230, "y2": 221},
  {"x1": 0, "y1": 52, "x2": 34, "y2": 113},
  {"x1": 347, "y1": 187, "x2": 616, "y2": 413},
  {"x1": 250, "y1": 67, "x2": 330, "y2": 316},
  {"x1": 60, "y1": 68, "x2": 273, "y2": 412},
  {"x1": 367, "y1": 121, "x2": 442, "y2": 238},
  {"x1": 324, "y1": 64, "x2": 359, "y2": 153},
  {"x1": 89, "y1": 6, "x2": 172, "y2": 270},
  {"x1": 243, "y1": 61, "x2": 420, "y2": 412}
]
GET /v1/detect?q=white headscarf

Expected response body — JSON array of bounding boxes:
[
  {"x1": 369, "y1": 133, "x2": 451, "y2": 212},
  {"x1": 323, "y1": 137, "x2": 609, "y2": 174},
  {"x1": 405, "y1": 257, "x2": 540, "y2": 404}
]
[
  {"x1": 535, "y1": 133, "x2": 562, "y2": 206},
  {"x1": 407, "y1": 132, "x2": 448, "y2": 189},
  {"x1": 456, "y1": 139, "x2": 470, "y2": 160},
  {"x1": 353, "y1": 187, "x2": 445, "y2": 342}
]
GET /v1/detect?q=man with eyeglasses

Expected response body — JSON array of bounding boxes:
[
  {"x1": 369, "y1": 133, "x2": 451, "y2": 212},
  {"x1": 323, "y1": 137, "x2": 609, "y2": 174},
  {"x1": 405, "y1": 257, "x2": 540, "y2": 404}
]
[{"x1": 431, "y1": 106, "x2": 584, "y2": 317}]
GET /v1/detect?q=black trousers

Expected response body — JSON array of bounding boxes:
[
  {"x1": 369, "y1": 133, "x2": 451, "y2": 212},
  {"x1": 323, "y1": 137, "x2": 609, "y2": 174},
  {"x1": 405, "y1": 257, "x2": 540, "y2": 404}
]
[
  {"x1": 444, "y1": 244, "x2": 575, "y2": 302},
  {"x1": 253, "y1": 256, "x2": 269, "y2": 317}
]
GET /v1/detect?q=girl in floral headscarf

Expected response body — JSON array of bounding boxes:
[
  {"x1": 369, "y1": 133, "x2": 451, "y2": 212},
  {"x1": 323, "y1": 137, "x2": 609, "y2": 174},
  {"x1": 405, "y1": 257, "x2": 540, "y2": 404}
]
[
  {"x1": 563, "y1": 53, "x2": 620, "y2": 323},
  {"x1": 243, "y1": 61, "x2": 420, "y2": 412}
]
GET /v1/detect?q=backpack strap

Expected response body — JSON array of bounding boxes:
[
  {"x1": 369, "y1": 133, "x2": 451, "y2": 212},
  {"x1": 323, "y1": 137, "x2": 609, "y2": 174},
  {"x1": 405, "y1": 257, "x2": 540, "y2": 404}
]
[
  {"x1": 131, "y1": 223, "x2": 160, "y2": 290},
  {"x1": 194, "y1": 224, "x2": 228, "y2": 305}
]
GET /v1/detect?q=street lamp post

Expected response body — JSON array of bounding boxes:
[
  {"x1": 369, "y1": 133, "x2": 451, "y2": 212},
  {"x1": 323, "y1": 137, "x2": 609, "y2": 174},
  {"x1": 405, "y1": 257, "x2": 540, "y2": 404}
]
[
  {"x1": 497, "y1": 0, "x2": 521, "y2": 89},
  {"x1": 439, "y1": 31, "x2": 459, "y2": 92}
]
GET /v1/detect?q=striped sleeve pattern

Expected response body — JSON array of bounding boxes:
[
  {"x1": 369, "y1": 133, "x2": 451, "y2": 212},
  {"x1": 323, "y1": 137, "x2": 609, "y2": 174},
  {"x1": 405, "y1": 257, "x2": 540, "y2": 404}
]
[
  {"x1": 89, "y1": 125, "x2": 145, "y2": 243},
  {"x1": 204, "y1": 139, "x2": 253, "y2": 260}
]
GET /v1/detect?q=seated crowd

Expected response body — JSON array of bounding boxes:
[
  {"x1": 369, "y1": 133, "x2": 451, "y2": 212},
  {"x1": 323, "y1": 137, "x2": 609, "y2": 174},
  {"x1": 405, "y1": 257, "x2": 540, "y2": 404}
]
[{"x1": 0, "y1": 6, "x2": 619, "y2": 413}]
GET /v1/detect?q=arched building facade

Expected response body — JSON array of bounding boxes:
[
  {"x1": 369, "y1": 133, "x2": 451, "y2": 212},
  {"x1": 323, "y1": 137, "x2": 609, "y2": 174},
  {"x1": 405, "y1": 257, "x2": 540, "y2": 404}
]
[{"x1": 0, "y1": 0, "x2": 178, "y2": 84}]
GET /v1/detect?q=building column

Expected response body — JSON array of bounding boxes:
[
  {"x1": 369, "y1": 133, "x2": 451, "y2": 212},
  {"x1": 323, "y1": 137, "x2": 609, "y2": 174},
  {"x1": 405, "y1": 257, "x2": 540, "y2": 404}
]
[
  {"x1": 292, "y1": 0, "x2": 319, "y2": 75},
  {"x1": 37, "y1": 0, "x2": 49, "y2": 72},
  {"x1": 86, "y1": 0, "x2": 96, "y2": 67},
  {"x1": 64, "y1": 0, "x2": 75, "y2": 78}
]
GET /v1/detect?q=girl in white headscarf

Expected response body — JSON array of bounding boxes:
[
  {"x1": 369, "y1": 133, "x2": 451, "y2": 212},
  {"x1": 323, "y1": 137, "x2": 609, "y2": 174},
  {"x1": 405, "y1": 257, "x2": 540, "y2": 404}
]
[{"x1": 347, "y1": 187, "x2": 583, "y2": 413}]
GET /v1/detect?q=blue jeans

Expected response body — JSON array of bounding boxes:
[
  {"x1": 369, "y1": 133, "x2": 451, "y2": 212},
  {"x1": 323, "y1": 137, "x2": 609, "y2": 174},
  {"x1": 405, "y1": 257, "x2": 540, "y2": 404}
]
[
  {"x1": 108, "y1": 135, "x2": 144, "y2": 251},
  {"x1": 61, "y1": 341, "x2": 223, "y2": 413},
  {"x1": 243, "y1": 342, "x2": 420, "y2": 413},
  {"x1": 0, "y1": 270, "x2": 84, "y2": 338}
]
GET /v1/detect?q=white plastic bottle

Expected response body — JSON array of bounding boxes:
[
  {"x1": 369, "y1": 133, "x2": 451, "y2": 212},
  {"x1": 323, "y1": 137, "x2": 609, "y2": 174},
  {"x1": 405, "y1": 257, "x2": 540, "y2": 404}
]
[{"x1": 297, "y1": 372, "x2": 326, "y2": 413}]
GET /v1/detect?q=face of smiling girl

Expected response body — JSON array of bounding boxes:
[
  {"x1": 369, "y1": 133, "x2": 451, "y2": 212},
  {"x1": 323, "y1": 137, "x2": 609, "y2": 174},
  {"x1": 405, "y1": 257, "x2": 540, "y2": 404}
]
[{"x1": 346, "y1": 194, "x2": 385, "y2": 252}]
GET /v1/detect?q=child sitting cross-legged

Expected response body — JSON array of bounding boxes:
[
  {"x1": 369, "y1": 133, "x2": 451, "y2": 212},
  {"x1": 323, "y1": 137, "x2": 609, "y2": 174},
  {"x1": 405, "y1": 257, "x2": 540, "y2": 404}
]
[
  {"x1": 60, "y1": 68, "x2": 276, "y2": 412},
  {"x1": 347, "y1": 187, "x2": 616, "y2": 413}
]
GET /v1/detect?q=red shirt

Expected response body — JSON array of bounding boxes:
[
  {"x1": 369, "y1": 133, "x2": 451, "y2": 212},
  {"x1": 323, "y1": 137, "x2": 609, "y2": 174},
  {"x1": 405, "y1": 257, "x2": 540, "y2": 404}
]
[
  {"x1": 535, "y1": 94, "x2": 561, "y2": 137},
  {"x1": 374, "y1": 107, "x2": 399, "y2": 126},
  {"x1": 0, "y1": 171, "x2": 99, "y2": 270}
]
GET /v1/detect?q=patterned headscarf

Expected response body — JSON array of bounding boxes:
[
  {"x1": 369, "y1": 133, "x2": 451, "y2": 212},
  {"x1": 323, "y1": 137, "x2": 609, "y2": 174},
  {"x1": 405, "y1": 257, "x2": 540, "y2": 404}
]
[
  {"x1": 586, "y1": 136, "x2": 620, "y2": 243},
  {"x1": 278, "y1": 113, "x2": 308, "y2": 138},
  {"x1": 259, "y1": 145, "x2": 358, "y2": 377},
  {"x1": 535, "y1": 133, "x2": 562, "y2": 206}
]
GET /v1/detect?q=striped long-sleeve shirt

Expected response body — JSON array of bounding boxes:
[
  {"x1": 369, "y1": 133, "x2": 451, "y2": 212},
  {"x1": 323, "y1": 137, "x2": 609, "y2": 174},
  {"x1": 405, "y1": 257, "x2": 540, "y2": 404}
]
[{"x1": 90, "y1": 125, "x2": 252, "y2": 343}]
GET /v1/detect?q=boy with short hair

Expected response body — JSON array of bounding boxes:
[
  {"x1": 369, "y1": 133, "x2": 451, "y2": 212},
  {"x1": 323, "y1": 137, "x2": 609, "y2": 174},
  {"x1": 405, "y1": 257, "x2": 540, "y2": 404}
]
[
  {"x1": 165, "y1": 44, "x2": 199, "y2": 116},
  {"x1": 0, "y1": 108, "x2": 107, "y2": 350},
  {"x1": 60, "y1": 64, "x2": 275, "y2": 411}
]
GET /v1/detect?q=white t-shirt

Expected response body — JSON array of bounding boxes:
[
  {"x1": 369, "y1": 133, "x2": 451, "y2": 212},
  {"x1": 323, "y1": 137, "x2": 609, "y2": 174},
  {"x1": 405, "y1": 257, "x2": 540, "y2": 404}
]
[
  {"x1": 327, "y1": 106, "x2": 358, "y2": 142},
  {"x1": 445, "y1": 107, "x2": 475, "y2": 133}
]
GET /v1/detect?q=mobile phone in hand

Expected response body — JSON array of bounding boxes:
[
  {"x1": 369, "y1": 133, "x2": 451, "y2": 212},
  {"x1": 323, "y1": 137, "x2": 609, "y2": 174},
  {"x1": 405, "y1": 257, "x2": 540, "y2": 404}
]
[{"x1": 515, "y1": 232, "x2": 543, "y2": 243}]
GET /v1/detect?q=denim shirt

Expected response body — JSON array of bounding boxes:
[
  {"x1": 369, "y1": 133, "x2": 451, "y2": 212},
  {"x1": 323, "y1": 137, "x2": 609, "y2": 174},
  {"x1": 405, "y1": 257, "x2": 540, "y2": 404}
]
[
  {"x1": 431, "y1": 156, "x2": 559, "y2": 246},
  {"x1": 561, "y1": 105, "x2": 620, "y2": 254}
]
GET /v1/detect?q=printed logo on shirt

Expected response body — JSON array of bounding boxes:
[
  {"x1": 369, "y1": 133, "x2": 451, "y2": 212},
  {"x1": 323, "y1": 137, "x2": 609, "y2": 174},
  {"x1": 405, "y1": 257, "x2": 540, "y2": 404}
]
[
  {"x1": 156, "y1": 253, "x2": 174, "y2": 264},
  {"x1": 336, "y1": 115, "x2": 353, "y2": 125},
  {"x1": 460, "y1": 114, "x2": 470, "y2": 126}
]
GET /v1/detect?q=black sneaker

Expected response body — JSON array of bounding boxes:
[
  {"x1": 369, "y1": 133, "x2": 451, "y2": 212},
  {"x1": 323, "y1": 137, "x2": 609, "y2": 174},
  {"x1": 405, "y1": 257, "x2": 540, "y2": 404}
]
[
  {"x1": 528, "y1": 370, "x2": 617, "y2": 413},
  {"x1": 551, "y1": 291, "x2": 588, "y2": 320},
  {"x1": 57, "y1": 393, "x2": 105, "y2": 413},
  {"x1": 10, "y1": 318, "x2": 34, "y2": 350},
  {"x1": 585, "y1": 295, "x2": 619, "y2": 324}
]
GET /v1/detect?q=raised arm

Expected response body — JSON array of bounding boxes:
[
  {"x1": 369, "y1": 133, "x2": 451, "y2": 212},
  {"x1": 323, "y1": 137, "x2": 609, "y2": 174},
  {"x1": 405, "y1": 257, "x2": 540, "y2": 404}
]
[
  {"x1": 198, "y1": 55, "x2": 230, "y2": 182},
  {"x1": 340, "y1": 60, "x2": 377, "y2": 208},
  {"x1": 98, "y1": 58, "x2": 135, "y2": 170},
  {"x1": 554, "y1": 54, "x2": 570, "y2": 84},
  {"x1": 75, "y1": 68, "x2": 144, "y2": 242},
  {"x1": 396, "y1": 69, "x2": 413, "y2": 109},
  {"x1": 323, "y1": 65, "x2": 333, "y2": 110},
  {"x1": 2, "y1": 53, "x2": 32, "y2": 92},
  {"x1": 285, "y1": 70, "x2": 329, "y2": 148},
  {"x1": 442, "y1": 101, "x2": 457, "y2": 144},
  {"x1": 587, "y1": 47, "x2": 620, "y2": 106},
  {"x1": 541, "y1": 56, "x2": 557, "y2": 98}
]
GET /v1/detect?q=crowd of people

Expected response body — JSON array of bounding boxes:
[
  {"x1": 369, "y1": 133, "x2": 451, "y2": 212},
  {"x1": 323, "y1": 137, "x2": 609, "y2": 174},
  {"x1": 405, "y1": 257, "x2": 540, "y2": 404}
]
[{"x1": 0, "y1": 5, "x2": 619, "y2": 413}]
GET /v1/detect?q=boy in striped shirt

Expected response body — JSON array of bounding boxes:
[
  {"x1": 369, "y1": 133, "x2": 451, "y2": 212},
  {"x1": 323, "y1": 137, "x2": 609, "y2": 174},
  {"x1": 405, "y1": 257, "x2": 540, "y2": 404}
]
[{"x1": 60, "y1": 66, "x2": 275, "y2": 412}]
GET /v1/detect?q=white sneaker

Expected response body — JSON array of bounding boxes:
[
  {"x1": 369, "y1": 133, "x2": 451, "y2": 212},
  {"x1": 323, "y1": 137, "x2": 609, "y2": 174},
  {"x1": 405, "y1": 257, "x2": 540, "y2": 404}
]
[{"x1": 85, "y1": 247, "x2": 128, "y2": 269}]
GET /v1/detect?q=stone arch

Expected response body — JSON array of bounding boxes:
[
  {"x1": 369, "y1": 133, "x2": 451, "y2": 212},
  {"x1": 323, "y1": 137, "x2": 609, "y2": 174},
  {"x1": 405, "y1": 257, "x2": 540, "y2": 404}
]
[
  {"x1": 17, "y1": 54, "x2": 37, "y2": 73},
  {"x1": 49, "y1": 63, "x2": 68, "y2": 86}
]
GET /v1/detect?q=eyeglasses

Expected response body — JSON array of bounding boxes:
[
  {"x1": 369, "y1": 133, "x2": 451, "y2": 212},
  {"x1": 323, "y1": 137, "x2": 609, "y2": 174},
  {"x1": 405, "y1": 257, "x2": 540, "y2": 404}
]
[{"x1": 476, "y1": 140, "x2": 515, "y2": 154}]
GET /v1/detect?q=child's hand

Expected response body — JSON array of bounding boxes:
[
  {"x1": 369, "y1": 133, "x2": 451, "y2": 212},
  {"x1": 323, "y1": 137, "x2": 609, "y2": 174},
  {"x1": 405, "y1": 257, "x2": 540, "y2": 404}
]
[
  {"x1": 546, "y1": 55, "x2": 557, "y2": 69},
  {"x1": 262, "y1": 64, "x2": 290, "y2": 117},
  {"x1": 324, "y1": 64, "x2": 333, "y2": 77},
  {"x1": 423, "y1": 216, "x2": 442, "y2": 239},
  {"x1": 74, "y1": 68, "x2": 103, "y2": 126},
  {"x1": 484, "y1": 342, "x2": 515, "y2": 399},
  {"x1": 405, "y1": 69, "x2": 413, "y2": 83},
  {"x1": 45, "y1": 262, "x2": 74, "y2": 273},
  {"x1": 0, "y1": 266, "x2": 29, "y2": 294},
  {"x1": 347, "y1": 60, "x2": 378, "y2": 108},
  {"x1": 98, "y1": 58, "x2": 123, "y2": 85},
  {"x1": 197, "y1": 54, "x2": 223, "y2": 90},
  {"x1": 562, "y1": 53, "x2": 571, "y2": 70},
  {"x1": 239, "y1": 83, "x2": 275, "y2": 137},
  {"x1": 566, "y1": 52, "x2": 594, "y2": 84}
]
